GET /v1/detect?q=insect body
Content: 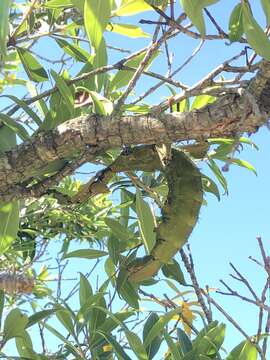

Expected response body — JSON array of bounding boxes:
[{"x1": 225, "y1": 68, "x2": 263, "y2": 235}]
[{"x1": 127, "y1": 149, "x2": 203, "y2": 283}]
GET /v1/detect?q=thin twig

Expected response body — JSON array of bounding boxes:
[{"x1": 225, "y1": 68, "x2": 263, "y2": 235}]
[{"x1": 180, "y1": 248, "x2": 212, "y2": 323}]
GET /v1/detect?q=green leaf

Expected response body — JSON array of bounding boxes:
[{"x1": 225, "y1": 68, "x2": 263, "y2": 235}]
[
  {"x1": 143, "y1": 313, "x2": 162, "y2": 359},
  {"x1": 0, "y1": 124, "x2": 16, "y2": 152},
  {"x1": 78, "y1": 89, "x2": 113, "y2": 115},
  {"x1": 17, "y1": 47, "x2": 48, "y2": 82},
  {"x1": 144, "y1": 307, "x2": 183, "y2": 347},
  {"x1": 15, "y1": 330, "x2": 36, "y2": 359},
  {"x1": 62, "y1": 249, "x2": 108, "y2": 259},
  {"x1": 107, "y1": 23, "x2": 150, "y2": 38},
  {"x1": 113, "y1": 0, "x2": 152, "y2": 16},
  {"x1": 0, "y1": 0, "x2": 11, "y2": 56},
  {"x1": 194, "y1": 323, "x2": 226, "y2": 356},
  {"x1": 227, "y1": 158, "x2": 257, "y2": 175},
  {"x1": 181, "y1": 0, "x2": 206, "y2": 36},
  {"x1": 177, "y1": 328, "x2": 192, "y2": 355},
  {"x1": 226, "y1": 340, "x2": 258, "y2": 360},
  {"x1": 107, "y1": 236, "x2": 120, "y2": 265},
  {"x1": 136, "y1": 188, "x2": 156, "y2": 254},
  {"x1": 145, "y1": 0, "x2": 167, "y2": 5},
  {"x1": 96, "y1": 331, "x2": 132, "y2": 360},
  {"x1": 3, "y1": 309, "x2": 28, "y2": 342},
  {"x1": 105, "y1": 218, "x2": 133, "y2": 242},
  {"x1": 55, "y1": 38, "x2": 91, "y2": 62},
  {"x1": 207, "y1": 159, "x2": 228, "y2": 194},
  {"x1": 162, "y1": 259, "x2": 187, "y2": 285},
  {"x1": 180, "y1": 0, "x2": 219, "y2": 37},
  {"x1": 164, "y1": 331, "x2": 183, "y2": 360},
  {"x1": 191, "y1": 94, "x2": 216, "y2": 110},
  {"x1": 56, "y1": 309, "x2": 74, "y2": 335},
  {"x1": 93, "y1": 37, "x2": 108, "y2": 91},
  {"x1": 125, "y1": 330, "x2": 148, "y2": 360},
  {"x1": 51, "y1": 69, "x2": 74, "y2": 114},
  {"x1": 44, "y1": 322, "x2": 84, "y2": 358},
  {"x1": 0, "y1": 113, "x2": 29, "y2": 141},
  {"x1": 92, "y1": 310, "x2": 135, "y2": 348},
  {"x1": 77, "y1": 293, "x2": 104, "y2": 326},
  {"x1": 26, "y1": 309, "x2": 56, "y2": 328},
  {"x1": 45, "y1": 0, "x2": 74, "y2": 8},
  {"x1": 228, "y1": 4, "x2": 244, "y2": 42},
  {"x1": 79, "y1": 273, "x2": 93, "y2": 307},
  {"x1": 88, "y1": 295, "x2": 107, "y2": 334},
  {"x1": 118, "y1": 275, "x2": 139, "y2": 309},
  {"x1": 84, "y1": 0, "x2": 111, "y2": 52},
  {"x1": 261, "y1": 0, "x2": 270, "y2": 26},
  {"x1": 202, "y1": 174, "x2": 220, "y2": 201},
  {"x1": 242, "y1": 2, "x2": 270, "y2": 61},
  {"x1": 1, "y1": 95, "x2": 42, "y2": 126},
  {"x1": 0, "y1": 201, "x2": 20, "y2": 255},
  {"x1": 0, "y1": 291, "x2": 4, "y2": 329},
  {"x1": 110, "y1": 50, "x2": 159, "y2": 90}
]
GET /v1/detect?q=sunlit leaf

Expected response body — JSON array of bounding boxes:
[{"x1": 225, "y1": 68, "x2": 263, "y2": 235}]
[
  {"x1": 55, "y1": 38, "x2": 91, "y2": 62},
  {"x1": 136, "y1": 188, "x2": 156, "y2": 254},
  {"x1": 113, "y1": 0, "x2": 152, "y2": 16},
  {"x1": 63, "y1": 249, "x2": 108, "y2": 259},
  {"x1": 143, "y1": 313, "x2": 162, "y2": 359},
  {"x1": 79, "y1": 273, "x2": 93, "y2": 307},
  {"x1": 144, "y1": 307, "x2": 182, "y2": 347},
  {"x1": 51, "y1": 69, "x2": 74, "y2": 114},
  {"x1": 84, "y1": 0, "x2": 111, "y2": 52},
  {"x1": 261, "y1": 0, "x2": 270, "y2": 25},
  {"x1": 242, "y1": 2, "x2": 270, "y2": 60},
  {"x1": 17, "y1": 47, "x2": 48, "y2": 82},
  {"x1": 228, "y1": 4, "x2": 244, "y2": 42},
  {"x1": 3, "y1": 309, "x2": 28, "y2": 342},
  {"x1": 0, "y1": 113, "x2": 29, "y2": 141},
  {"x1": 226, "y1": 340, "x2": 258, "y2": 360},
  {"x1": 0, "y1": 0, "x2": 11, "y2": 56},
  {"x1": 107, "y1": 23, "x2": 150, "y2": 38}
]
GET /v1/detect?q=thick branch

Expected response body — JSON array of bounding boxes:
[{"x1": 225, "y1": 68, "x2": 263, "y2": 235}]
[{"x1": 0, "y1": 61, "x2": 270, "y2": 201}]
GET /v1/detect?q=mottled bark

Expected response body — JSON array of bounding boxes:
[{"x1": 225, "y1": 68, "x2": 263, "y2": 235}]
[{"x1": 0, "y1": 61, "x2": 270, "y2": 202}]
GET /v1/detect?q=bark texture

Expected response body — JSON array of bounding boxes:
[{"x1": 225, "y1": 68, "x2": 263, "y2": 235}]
[{"x1": 1, "y1": 61, "x2": 270, "y2": 202}]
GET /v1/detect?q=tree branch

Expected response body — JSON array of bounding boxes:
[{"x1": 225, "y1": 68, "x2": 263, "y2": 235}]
[{"x1": 0, "y1": 61, "x2": 270, "y2": 201}]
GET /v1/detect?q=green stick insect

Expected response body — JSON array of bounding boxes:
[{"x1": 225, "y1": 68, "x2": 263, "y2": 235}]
[{"x1": 127, "y1": 147, "x2": 203, "y2": 283}]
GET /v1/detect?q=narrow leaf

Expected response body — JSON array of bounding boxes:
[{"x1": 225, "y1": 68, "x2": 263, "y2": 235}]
[
  {"x1": 0, "y1": 113, "x2": 29, "y2": 141},
  {"x1": 55, "y1": 38, "x2": 90, "y2": 62},
  {"x1": 51, "y1": 69, "x2": 74, "y2": 114},
  {"x1": 79, "y1": 273, "x2": 93, "y2": 307},
  {"x1": 96, "y1": 331, "x2": 132, "y2": 360},
  {"x1": 17, "y1": 47, "x2": 48, "y2": 82},
  {"x1": 63, "y1": 249, "x2": 108, "y2": 259},
  {"x1": 261, "y1": 0, "x2": 270, "y2": 25},
  {"x1": 3, "y1": 309, "x2": 28, "y2": 342},
  {"x1": 0, "y1": 0, "x2": 11, "y2": 56},
  {"x1": 84, "y1": 0, "x2": 111, "y2": 52},
  {"x1": 136, "y1": 188, "x2": 156, "y2": 254},
  {"x1": 242, "y1": 2, "x2": 270, "y2": 61},
  {"x1": 144, "y1": 307, "x2": 183, "y2": 347},
  {"x1": 164, "y1": 331, "x2": 183, "y2": 360},
  {"x1": 226, "y1": 340, "x2": 258, "y2": 360},
  {"x1": 0, "y1": 201, "x2": 20, "y2": 255},
  {"x1": 107, "y1": 23, "x2": 150, "y2": 38},
  {"x1": 26, "y1": 309, "x2": 56, "y2": 328},
  {"x1": 105, "y1": 218, "x2": 133, "y2": 242},
  {"x1": 113, "y1": 0, "x2": 152, "y2": 16},
  {"x1": 228, "y1": 4, "x2": 244, "y2": 42},
  {"x1": 1, "y1": 95, "x2": 42, "y2": 126}
]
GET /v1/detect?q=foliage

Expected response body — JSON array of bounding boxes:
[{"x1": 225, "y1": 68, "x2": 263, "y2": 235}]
[{"x1": 0, "y1": 0, "x2": 269, "y2": 359}]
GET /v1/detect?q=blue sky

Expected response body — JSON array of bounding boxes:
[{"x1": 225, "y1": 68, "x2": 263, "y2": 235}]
[{"x1": 2, "y1": 0, "x2": 270, "y2": 357}]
